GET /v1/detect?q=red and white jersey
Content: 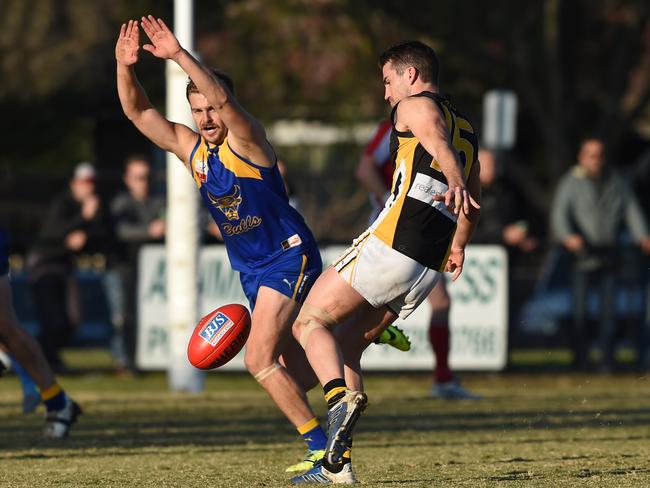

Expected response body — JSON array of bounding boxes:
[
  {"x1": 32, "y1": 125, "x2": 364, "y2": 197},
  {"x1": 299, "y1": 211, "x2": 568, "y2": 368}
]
[{"x1": 363, "y1": 119, "x2": 394, "y2": 221}]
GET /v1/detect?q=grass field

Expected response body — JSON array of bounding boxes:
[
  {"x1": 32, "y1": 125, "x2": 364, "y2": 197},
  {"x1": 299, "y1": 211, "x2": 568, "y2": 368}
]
[{"x1": 1, "y1": 351, "x2": 650, "y2": 487}]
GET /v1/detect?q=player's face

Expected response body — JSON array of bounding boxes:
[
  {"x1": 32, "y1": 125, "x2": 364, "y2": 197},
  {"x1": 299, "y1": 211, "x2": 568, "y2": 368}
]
[
  {"x1": 189, "y1": 92, "x2": 227, "y2": 145},
  {"x1": 382, "y1": 62, "x2": 410, "y2": 107}
]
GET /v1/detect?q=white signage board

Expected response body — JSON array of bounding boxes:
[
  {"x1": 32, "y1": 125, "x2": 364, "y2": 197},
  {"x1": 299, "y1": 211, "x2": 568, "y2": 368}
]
[
  {"x1": 483, "y1": 90, "x2": 518, "y2": 149},
  {"x1": 137, "y1": 244, "x2": 508, "y2": 371}
]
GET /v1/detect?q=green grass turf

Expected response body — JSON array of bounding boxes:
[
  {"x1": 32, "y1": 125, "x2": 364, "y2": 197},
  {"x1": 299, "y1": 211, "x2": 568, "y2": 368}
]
[{"x1": 1, "y1": 350, "x2": 649, "y2": 487}]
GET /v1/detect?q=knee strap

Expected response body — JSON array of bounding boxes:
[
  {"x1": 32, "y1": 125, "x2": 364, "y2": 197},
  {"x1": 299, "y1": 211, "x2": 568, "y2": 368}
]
[
  {"x1": 253, "y1": 361, "x2": 281, "y2": 383},
  {"x1": 296, "y1": 304, "x2": 338, "y2": 349}
]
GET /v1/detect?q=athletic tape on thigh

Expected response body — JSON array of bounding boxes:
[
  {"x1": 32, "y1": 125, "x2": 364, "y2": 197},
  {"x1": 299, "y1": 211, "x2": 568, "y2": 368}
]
[
  {"x1": 253, "y1": 361, "x2": 281, "y2": 383},
  {"x1": 296, "y1": 304, "x2": 338, "y2": 348}
]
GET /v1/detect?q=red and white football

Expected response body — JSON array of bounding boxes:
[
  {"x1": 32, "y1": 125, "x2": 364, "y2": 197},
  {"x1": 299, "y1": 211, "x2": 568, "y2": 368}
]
[{"x1": 187, "y1": 304, "x2": 251, "y2": 370}]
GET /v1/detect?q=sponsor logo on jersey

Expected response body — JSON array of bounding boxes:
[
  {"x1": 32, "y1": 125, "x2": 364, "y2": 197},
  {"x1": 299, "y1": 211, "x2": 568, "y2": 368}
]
[
  {"x1": 281, "y1": 234, "x2": 302, "y2": 250},
  {"x1": 199, "y1": 312, "x2": 235, "y2": 346},
  {"x1": 195, "y1": 159, "x2": 209, "y2": 183},
  {"x1": 407, "y1": 173, "x2": 457, "y2": 222}
]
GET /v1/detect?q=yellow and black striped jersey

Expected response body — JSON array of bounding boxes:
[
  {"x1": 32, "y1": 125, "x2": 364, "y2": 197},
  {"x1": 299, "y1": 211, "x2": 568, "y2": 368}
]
[{"x1": 370, "y1": 91, "x2": 478, "y2": 270}]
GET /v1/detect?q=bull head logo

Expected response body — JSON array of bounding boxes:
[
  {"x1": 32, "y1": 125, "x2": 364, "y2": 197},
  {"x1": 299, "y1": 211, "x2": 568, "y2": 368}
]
[{"x1": 208, "y1": 185, "x2": 242, "y2": 221}]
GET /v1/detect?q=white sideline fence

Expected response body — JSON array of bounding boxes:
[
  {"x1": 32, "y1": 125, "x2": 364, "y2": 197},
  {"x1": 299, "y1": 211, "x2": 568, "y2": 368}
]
[{"x1": 137, "y1": 244, "x2": 508, "y2": 371}]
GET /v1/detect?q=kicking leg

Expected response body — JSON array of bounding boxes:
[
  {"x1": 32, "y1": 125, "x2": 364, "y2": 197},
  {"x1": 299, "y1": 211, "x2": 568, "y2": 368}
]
[
  {"x1": 336, "y1": 307, "x2": 397, "y2": 392},
  {"x1": 291, "y1": 267, "x2": 373, "y2": 469}
]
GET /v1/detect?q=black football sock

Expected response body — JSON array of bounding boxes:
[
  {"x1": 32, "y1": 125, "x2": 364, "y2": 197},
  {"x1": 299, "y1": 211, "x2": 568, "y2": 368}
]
[{"x1": 323, "y1": 378, "x2": 347, "y2": 409}]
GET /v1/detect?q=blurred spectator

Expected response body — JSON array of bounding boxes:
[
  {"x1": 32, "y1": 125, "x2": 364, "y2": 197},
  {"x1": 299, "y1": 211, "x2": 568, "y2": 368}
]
[
  {"x1": 356, "y1": 119, "x2": 479, "y2": 399},
  {"x1": 551, "y1": 138, "x2": 650, "y2": 371},
  {"x1": 26, "y1": 163, "x2": 113, "y2": 371},
  {"x1": 108, "y1": 155, "x2": 165, "y2": 372},
  {"x1": 471, "y1": 148, "x2": 539, "y2": 251},
  {"x1": 472, "y1": 148, "x2": 541, "y2": 332}
]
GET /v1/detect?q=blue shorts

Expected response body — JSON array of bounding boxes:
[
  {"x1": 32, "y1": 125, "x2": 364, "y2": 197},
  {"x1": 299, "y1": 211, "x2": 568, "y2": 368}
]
[
  {"x1": 0, "y1": 229, "x2": 8, "y2": 276},
  {"x1": 240, "y1": 246, "x2": 322, "y2": 310}
]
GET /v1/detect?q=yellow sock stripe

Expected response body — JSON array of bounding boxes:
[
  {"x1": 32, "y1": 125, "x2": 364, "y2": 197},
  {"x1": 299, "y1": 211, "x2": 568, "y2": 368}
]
[
  {"x1": 342, "y1": 449, "x2": 352, "y2": 459},
  {"x1": 324, "y1": 386, "x2": 347, "y2": 403},
  {"x1": 41, "y1": 383, "x2": 62, "y2": 401},
  {"x1": 291, "y1": 254, "x2": 308, "y2": 301},
  {"x1": 297, "y1": 417, "x2": 320, "y2": 435}
]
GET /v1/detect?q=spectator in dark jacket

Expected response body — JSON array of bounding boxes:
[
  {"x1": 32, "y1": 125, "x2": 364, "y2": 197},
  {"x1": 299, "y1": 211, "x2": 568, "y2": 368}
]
[
  {"x1": 107, "y1": 155, "x2": 165, "y2": 372},
  {"x1": 27, "y1": 163, "x2": 113, "y2": 370},
  {"x1": 471, "y1": 149, "x2": 538, "y2": 251}
]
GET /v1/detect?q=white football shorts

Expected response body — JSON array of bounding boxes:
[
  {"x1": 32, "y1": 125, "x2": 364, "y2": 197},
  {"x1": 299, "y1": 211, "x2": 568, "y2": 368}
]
[{"x1": 332, "y1": 231, "x2": 442, "y2": 319}]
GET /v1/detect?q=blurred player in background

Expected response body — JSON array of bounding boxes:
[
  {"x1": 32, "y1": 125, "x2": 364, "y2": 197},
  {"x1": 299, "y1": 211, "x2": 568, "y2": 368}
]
[
  {"x1": 291, "y1": 41, "x2": 481, "y2": 484},
  {"x1": 0, "y1": 227, "x2": 81, "y2": 438},
  {"x1": 357, "y1": 120, "x2": 480, "y2": 399},
  {"x1": 116, "y1": 17, "x2": 330, "y2": 473}
]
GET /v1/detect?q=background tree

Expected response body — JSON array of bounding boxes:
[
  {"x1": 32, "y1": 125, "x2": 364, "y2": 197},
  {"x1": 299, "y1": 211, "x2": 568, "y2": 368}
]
[{"x1": 1, "y1": 0, "x2": 649, "y2": 246}]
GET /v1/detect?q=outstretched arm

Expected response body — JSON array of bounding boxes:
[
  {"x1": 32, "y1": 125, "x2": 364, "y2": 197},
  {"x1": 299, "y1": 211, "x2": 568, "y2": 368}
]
[
  {"x1": 115, "y1": 20, "x2": 196, "y2": 166},
  {"x1": 396, "y1": 96, "x2": 479, "y2": 216},
  {"x1": 140, "y1": 16, "x2": 275, "y2": 167}
]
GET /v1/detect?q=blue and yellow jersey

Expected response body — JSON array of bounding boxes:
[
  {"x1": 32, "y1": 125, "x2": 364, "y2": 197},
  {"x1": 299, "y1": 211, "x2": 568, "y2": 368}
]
[{"x1": 189, "y1": 136, "x2": 316, "y2": 273}]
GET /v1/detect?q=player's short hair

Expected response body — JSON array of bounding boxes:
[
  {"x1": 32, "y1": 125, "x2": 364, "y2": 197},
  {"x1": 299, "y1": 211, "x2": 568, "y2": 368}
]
[
  {"x1": 186, "y1": 69, "x2": 235, "y2": 100},
  {"x1": 379, "y1": 41, "x2": 439, "y2": 85}
]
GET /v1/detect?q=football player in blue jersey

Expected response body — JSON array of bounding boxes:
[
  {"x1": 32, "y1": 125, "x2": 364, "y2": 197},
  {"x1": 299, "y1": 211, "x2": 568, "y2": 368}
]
[
  {"x1": 0, "y1": 228, "x2": 81, "y2": 438},
  {"x1": 116, "y1": 17, "x2": 331, "y2": 470}
]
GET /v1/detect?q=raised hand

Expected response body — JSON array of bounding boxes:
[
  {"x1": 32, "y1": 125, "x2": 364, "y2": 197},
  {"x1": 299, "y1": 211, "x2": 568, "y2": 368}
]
[
  {"x1": 115, "y1": 20, "x2": 140, "y2": 66},
  {"x1": 140, "y1": 16, "x2": 182, "y2": 60}
]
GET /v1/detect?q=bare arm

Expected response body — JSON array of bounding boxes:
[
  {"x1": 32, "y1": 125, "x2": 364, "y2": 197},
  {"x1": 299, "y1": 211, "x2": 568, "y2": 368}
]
[
  {"x1": 355, "y1": 153, "x2": 390, "y2": 205},
  {"x1": 446, "y1": 159, "x2": 482, "y2": 281},
  {"x1": 396, "y1": 96, "x2": 479, "y2": 215},
  {"x1": 115, "y1": 21, "x2": 197, "y2": 166},
  {"x1": 140, "y1": 16, "x2": 274, "y2": 167},
  {"x1": 451, "y1": 159, "x2": 481, "y2": 249}
]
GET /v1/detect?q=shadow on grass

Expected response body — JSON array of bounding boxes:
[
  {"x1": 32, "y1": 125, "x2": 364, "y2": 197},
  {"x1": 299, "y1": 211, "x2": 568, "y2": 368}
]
[{"x1": 2, "y1": 400, "x2": 650, "y2": 454}]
